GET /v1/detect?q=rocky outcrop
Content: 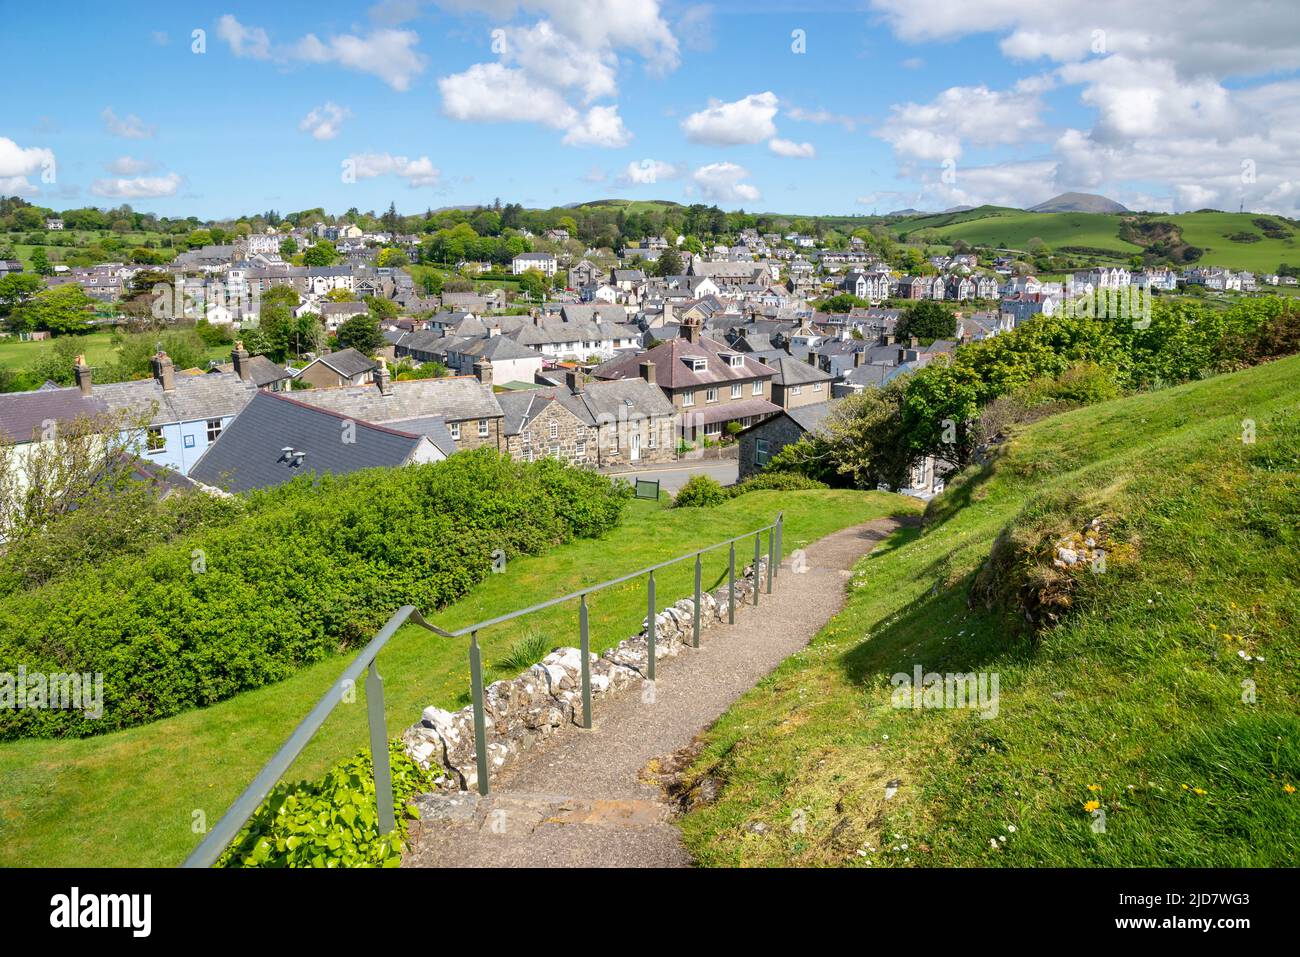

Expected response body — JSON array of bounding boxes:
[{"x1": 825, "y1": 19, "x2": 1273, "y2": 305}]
[{"x1": 402, "y1": 559, "x2": 768, "y2": 792}]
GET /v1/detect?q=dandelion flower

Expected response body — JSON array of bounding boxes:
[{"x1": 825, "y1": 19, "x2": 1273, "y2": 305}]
[
  {"x1": 1192, "y1": 787, "x2": 1207, "y2": 796},
  {"x1": 1083, "y1": 800, "x2": 1101, "y2": 812},
  {"x1": 1087, "y1": 784, "x2": 1101, "y2": 792},
  {"x1": 1284, "y1": 784, "x2": 1296, "y2": 794}
]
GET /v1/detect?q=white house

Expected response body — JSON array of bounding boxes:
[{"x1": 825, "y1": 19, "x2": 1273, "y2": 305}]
[{"x1": 512, "y1": 252, "x2": 559, "y2": 277}]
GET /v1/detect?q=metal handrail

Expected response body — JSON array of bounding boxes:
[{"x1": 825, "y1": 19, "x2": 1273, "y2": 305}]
[{"x1": 183, "y1": 511, "x2": 782, "y2": 868}]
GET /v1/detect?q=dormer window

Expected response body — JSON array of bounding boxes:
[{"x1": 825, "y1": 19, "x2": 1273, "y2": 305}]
[
  {"x1": 728, "y1": 354, "x2": 744, "y2": 368},
  {"x1": 690, "y1": 357, "x2": 708, "y2": 372}
]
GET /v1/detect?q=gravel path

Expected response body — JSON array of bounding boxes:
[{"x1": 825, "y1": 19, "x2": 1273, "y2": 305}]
[{"x1": 402, "y1": 516, "x2": 906, "y2": 868}]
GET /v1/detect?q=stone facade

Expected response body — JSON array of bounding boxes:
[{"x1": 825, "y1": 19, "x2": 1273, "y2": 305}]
[
  {"x1": 505, "y1": 400, "x2": 591, "y2": 465},
  {"x1": 738, "y1": 413, "x2": 807, "y2": 480},
  {"x1": 447, "y1": 416, "x2": 504, "y2": 452},
  {"x1": 402, "y1": 557, "x2": 769, "y2": 793}
]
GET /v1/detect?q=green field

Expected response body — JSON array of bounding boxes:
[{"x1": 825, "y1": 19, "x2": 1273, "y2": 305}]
[
  {"x1": 0, "y1": 330, "x2": 232, "y2": 383},
  {"x1": 890, "y1": 207, "x2": 1300, "y2": 273},
  {"x1": 679, "y1": 355, "x2": 1300, "y2": 866},
  {"x1": 0, "y1": 487, "x2": 911, "y2": 867}
]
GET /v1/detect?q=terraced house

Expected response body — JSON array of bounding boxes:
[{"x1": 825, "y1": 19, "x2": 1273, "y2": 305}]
[{"x1": 592, "y1": 318, "x2": 779, "y2": 441}]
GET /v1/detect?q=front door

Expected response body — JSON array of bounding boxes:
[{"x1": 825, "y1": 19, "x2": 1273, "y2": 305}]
[{"x1": 630, "y1": 430, "x2": 641, "y2": 461}]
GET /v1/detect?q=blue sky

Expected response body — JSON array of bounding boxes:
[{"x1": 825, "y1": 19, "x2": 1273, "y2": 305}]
[{"x1": 3, "y1": 1, "x2": 1299, "y2": 219}]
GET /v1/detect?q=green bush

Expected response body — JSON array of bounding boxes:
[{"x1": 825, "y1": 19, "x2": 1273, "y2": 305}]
[
  {"x1": 732, "y1": 472, "x2": 828, "y2": 495},
  {"x1": 0, "y1": 450, "x2": 633, "y2": 740},
  {"x1": 218, "y1": 740, "x2": 431, "y2": 868},
  {"x1": 672, "y1": 475, "x2": 729, "y2": 508}
]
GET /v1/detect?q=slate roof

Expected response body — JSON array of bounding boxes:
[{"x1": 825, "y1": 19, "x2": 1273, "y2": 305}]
[
  {"x1": 92, "y1": 371, "x2": 258, "y2": 427},
  {"x1": 190, "y1": 391, "x2": 425, "y2": 493},
  {"x1": 309, "y1": 348, "x2": 377, "y2": 378},
  {"x1": 288, "y1": 376, "x2": 503, "y2": 424},
  {"x1": 760, "y1": 356, "x2": 835, "y2": 386},
  {"x1": 497, "y1": 377, "x2": 676, "y2": 435},
  {"x1": 0, "y1": 386, "x2": 107, "y2": 444},
  {"x1": 592, "y1": 332, "x2": 775, "y2": 390},
  {"x1": 209, "y1": 355, "x2": 293, "y2": 388},
  {"x1": 686, "y1": 396, "x2": 783, "y2": 426}
]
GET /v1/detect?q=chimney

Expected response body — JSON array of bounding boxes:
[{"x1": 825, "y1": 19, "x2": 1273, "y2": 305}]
[
  {"x1": 662, "y1": 300, "x2": 674, "y2": 326},
  {"x1": 806, "y1": 350, "x2": 817, "y2": 366},
  {"x1": 884, "y1": 334, "x2": 895, "y2": 346},
  {"x1": 151, "y1": 351, "x2": 175, "y2": 392},
  {"x1": 74, "y1": 354, "x2": 92, "y2": 396},
  {"x1": 639, "y1": 360, "x2": 656, "y2": 385},
  {"x1": 231, "y1": 339, "x2": 251, "y2": 381},
  {"x1": 474, "y1": 358, "x2": 493, "y2": 387},
  {"x1": 566, "y1": 369, "x2": 585, "y2": 395},
  {"x1": 853, "y1": 350, "x2": 864, "y2": 368},
  {"x1": 910, "y1": 336, "x2": 919, "y2": 348},
  {"x1": 681, "y1": 319, "x2": 700, "y2": 344},
  {"x1": 897, "y1": 348, "x2": 907, "y2": 363},
  {"x1": 375, "y1": 357, "x2": 393, "y2": 396}
]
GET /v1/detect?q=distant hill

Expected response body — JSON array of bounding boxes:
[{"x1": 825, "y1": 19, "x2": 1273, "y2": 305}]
[
  {"x1": 887, "y1": 208, "x2": 929, "y2": 217},
  {"x1": 1029, "y1": 192, "x2": 1129, "y2": 214},
  {"x1": 943, "y1": 205, "x2": 975, "y2": 214}
]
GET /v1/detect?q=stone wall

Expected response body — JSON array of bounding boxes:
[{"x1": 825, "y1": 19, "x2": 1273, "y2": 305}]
[{"x1": 402, "y1": 557, "x2": 769, "y2": 793}]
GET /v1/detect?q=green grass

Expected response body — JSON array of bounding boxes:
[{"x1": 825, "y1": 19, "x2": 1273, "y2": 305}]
[
  {"x1": 0, "y1": 487, "x2": 910, "y2": 867},
  {"x1": 1146, "y1": 212, "x2": 1299, "y2": 273},
  {"x1": 679, "y1": 355, "x2": 1300, "y2": 867},
  {"x1": 0, "y1": 330, "x2": 231, "y2": 379},
  {"x1": 897, "y1": 208, "x2": 1143, "y2": 258}
]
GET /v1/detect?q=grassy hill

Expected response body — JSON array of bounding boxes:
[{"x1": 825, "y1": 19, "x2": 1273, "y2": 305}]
[
  {"x1": 889, "y1": 207, "x2": 1300, "y2": 273},
  {"x1": 0, "y1": 487, "x2": 909, "y2": 867},
  {"x1": 679, "y1": 355, "x2": 1300, "y2": 866}
]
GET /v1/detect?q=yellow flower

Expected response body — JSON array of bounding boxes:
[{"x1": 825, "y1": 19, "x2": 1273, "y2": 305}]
[
  {"x1": 1210, "y1": 624, "x2": 1217, "y2": 631},
  {"x1": 1083, "y1": 800, "x2": 1101, "y2": 813},
  {"x1": 1284, "y1": 784, "x2": 1296, "y2": 794},
  {"x1": 1087, "y1": 784, "x2": 1101, "y2": 792},
  {"x1": 1192, "y1": 787, "x2": 1207, "y2": 796}
]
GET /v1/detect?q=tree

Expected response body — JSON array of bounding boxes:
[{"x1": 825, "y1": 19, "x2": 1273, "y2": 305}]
[
  {"x1": 517, "y1": 269, "x2": 547, "y2": 301},
  {"x1": 366, "y1": 296, "x2": 399, "y2": 321},
  {"x1": 818, "y1": 293, "x2": 869, "y2": 313},
  {"x1": 335, "y1": 313, "x2": 383, "y2": 355},
  {"x1": 279, "y1": 237, "x2": 298, "y2": 257},
  {"x1": 0, "y1": 273, "x2": 43, "y2": 315},
  {"x1": 654, "y1": 245, "x2": 683, "y2": 277},
  {"x1": 30, "y1": 247, "x2": 52, "y2": 276},
  {"x1": 896, "y1": 300, "x2": 957, "y2": 344},
  {"x1": 375, "y1": 247, "x2": 409, "y2": 268},
  {"x1": 302, "y1": 241, "x2": 339, "y2": 266},
  {"x1": 14, "y1": 284, "x2": 94, "y2": 335}
]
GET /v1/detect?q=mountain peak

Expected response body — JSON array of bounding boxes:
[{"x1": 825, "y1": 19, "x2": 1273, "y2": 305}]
[{"x1": 1028, "y1": 192, "x2": 1129, "y2": 213}]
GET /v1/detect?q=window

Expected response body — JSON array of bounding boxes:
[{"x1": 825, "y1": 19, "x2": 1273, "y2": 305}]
[
  {"x1": 550, "y1": 445, "x2": 561, "y2": 459},
  {"x1": 706, "y1": 387, "x2": 718, "y2": 403},
  {"x1": 752, "y1": 380, "x2": 764, "y2": 395},
  {"x1": 730, "y1": 355, "x2": 744, "y2": 367},
  {"x1": 575, "y1": 441, "x2": 586, "y2": 457},
  {"x1": 206, "y1": 418, "x2": 223, "y2": 443},
  {"x1": 478, "y1": 419, "x2": 489, "y2": 438},
  {"x1": 647, "y1": 428, "x2": 657, "y2": 449},
  {"x1": 183, "y1": 434, "x2": 196, "y2": 449},
  {"x1": 548, "y1": 421, "x2": 559, "y2": 439},
  {"x1": 449, "y1": 422, "x2": 461, "y2": 440},
  {"x1": 522, "y1": 430, "x2": 531, "y2": 448},
  {"x1": 682, "y1": 391, "x2": 695, "y2": 407},
  {"x1": 691, "y1": 357, "x2": 707, "y2": 372},
  {"x1": 731, "y1": 383, "x2": 743, "y2": 399},
  {"x1": 813, "y1": 381, "x2": 823, "y2": 391},
  {"x1": 704, "y1": 422, "x2": 722, "y2": 436},
  {"x1": 145, "y1": 426, "x2": 165, "y2": 452},
  {"x1": 792, "y1": 385, "x2": 802, "y2": 396},
  {"x1": 755, "y1": 437, "x2": 770, "y2": 466}
]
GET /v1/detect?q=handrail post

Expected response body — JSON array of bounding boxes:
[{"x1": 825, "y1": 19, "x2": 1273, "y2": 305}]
[
  {"x1": 728, "y1": 542, "x2": 736, "y2": 624},
  {"x1": 365, "y1": 660, "x2": 395, "y2": 836},
  {"x1": 468, "y1": 631, "x2": 490, "y2": 796},
  {"x1": 767, "y1": 526, "x2": 775, "y2": 594},
  {"x1": 692, "y1": 553, "x2": 702, "y2": 648},
  {"x1": 753, "y1": 533, "x2": 761, "y2": 606},
  {"x1": 579, "y1": 595, "x2": 592, "y2": 729},
  {"x1": 775, "y1": 514, "x2": 783, "y2": 578},
  {"x1": 646, "y1": 570, "x2": 656, "y2": 681}
]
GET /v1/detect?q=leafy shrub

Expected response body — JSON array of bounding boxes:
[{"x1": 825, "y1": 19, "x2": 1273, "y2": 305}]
[
  {"x1": 0, "y1": 450, "x2": 633, "y2": 740},
  {"x1": 218, "y1": 740, "x2": 430, "y2": 868},
  {"x1": 673, "y1": 475, "x2": 729, "y2": 508},
  {"x1": 732, "y1": 472, "x2": 828, "y2": 494},
  {"x1": 493, "y1": 630, "x2": 554, "y2": 673}
]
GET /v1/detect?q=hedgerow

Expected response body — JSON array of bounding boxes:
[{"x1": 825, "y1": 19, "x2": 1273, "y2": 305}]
[{"x1": 0, "y1": 450, "x2": 632, "y2": 740}]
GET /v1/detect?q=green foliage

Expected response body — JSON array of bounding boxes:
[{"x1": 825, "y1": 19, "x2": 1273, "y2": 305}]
[
  {"x1": 732, "y1": 472, "x2": 828, "y2": 494},
  {"x1": 335, "y1": 312, "x2": 383, "y2": 355},
  {"x1": 896, "y1": 299, "x2": 957, "y2": 343},
  {"x1": 302, "y1": 241, "x2": 339, "y2": 267},
  {"x1": 218, "y1": 741, "x2": 431, "y2": 868},
  {"x1": 12, "y1": 284, "x2": 94, "y2": 335},
  {"x1": 493, "y1": 630, "x2": 555, "y2": 673},
  {"x1": 673, "y1": 475, "x2": 729, "y2": 508},
  {"x1": 0, "y1": 451, "x2": 633, "y2": 740},
  {"x1": 818, "y1": 293, "x2": 870, "y2": 313}
]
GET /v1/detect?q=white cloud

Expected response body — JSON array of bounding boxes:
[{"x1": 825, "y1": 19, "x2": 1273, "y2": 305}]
[
  {"x1": 300, "y1": 102, "x2": 352, "y2": 141},
  {"x1": 106, "y1": 156, "x2": 154, "y2": 175},
  {"x1": 769, "y1": 138, "x2": 816, "y2": 159},
  {"x1": 563, "y1": 105, "x2": 632, "y2": 147},
  {"x1": 215, "y1": 15, "x2": 426, "y2": 90},
  {"x1": 433, "y1": 1, "x2": 679, "y2": 146},
  {"x1": 215, "y1": 14, "x2": 271, "y2": 59},
  {"x1": 878, "y1": 84, "x2": 1044, "y2": 162},
  {"x1": 622, "y1": 158, "x2": 682, "y2": 184},
  {"x1": 678, "y1": 4, "x2": 714, "y2": 52},
  {"x1": 348, "y1": 152, "x2": 441, "y2": 188},
  {"x1": 784, "y1": 105, "x2": 857, "y2": 131},
  {"x1": 101, "y1": 106, "x2": 155, "y2": 140},
  {"x1": 90, "y1": 172, "x2": 183, "y2": 199},
  {"x1": 0, "y1": 137, "x2": 55, "y2": 196},
  {"x1": 681, "y1": 91, "x2": 779, "y2": 145},
  {"x1": 692, "y1": 162, "x2": 760, "y2": 204}
]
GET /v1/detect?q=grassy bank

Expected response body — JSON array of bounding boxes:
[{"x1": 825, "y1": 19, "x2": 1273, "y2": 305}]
[
  {"x1": 0, "y1": 488, "x2": 909, "y2": 867},
  {"x1": 679, "y1": 355, "x2": 1300, "y2": 866}
]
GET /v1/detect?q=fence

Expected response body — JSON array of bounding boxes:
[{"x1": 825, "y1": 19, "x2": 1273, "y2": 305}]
[{"x1": 183, "y1": 512, "x2": 783, "y2": 867}]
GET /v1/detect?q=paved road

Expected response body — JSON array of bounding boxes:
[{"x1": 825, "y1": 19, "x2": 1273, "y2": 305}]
[
  {"x1": 402, "y1": 516, "x2": 906, "y2": 869},
  {"x1": 614, "y1": 460, "x2": 740, "y2": 493}
]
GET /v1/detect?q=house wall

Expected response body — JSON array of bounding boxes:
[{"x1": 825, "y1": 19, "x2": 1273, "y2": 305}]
[
  {"x1": 737, "y1": 414, "x2": 805, "y2": 480},
  {"x1": 773, "y1": 378, "x2": 830, "y2": 409},
  {"x1": 137, "y1": 415, "x2": 234, "y2": 475},
  {"x1": 506, "y1": 402, "x2": 591, "y2": 466},
  {"x1": 446, "y1": 416, "x2": 503, "y2": 452}
]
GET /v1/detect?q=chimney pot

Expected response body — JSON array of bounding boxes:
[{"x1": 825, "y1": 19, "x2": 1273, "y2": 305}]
[
  {"x1": 375, "y1": 357, "x2": 393, "y2": 395},
  {"x1": 151, "y1": 351, "x2": 176, "y2": 392},
  {"x1": 74, "y1": 354, "x2": 92, "y2": 396},
  {"x1": 474, "y1": 358, "x2": 493, "y2": 387},
  {"x1": 232, "y1": 340, "x2": 251, "y2": 381},
  {"x1": 639, "y1": 360, "x2": 656, "y2": 385}
]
